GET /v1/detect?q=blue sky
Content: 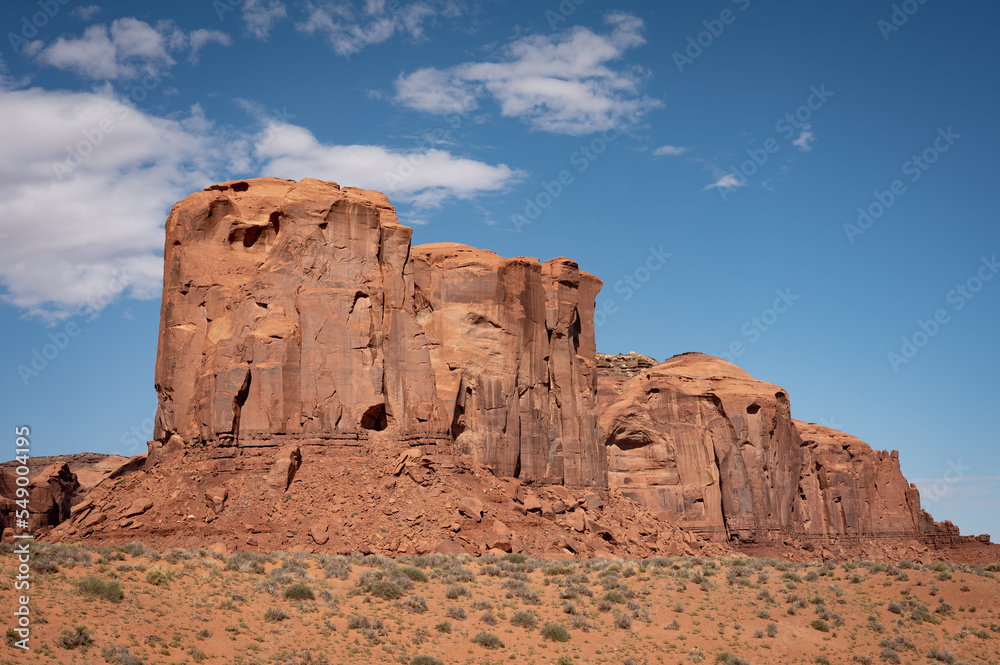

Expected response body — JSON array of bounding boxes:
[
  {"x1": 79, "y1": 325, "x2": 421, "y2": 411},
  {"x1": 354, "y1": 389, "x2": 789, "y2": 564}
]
[{"x1": 2, "y1": 0, "x2": 998, "y2": 538}]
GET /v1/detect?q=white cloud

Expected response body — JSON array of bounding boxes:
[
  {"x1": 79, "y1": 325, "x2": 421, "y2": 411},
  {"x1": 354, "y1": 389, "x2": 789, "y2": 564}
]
[
  {"x1": 297, "y1": 0, "x2": 456, "y2": 57},
  {"x1": 188, "y1": 29, "x2": 232, "y2": 62},
  {"x1": 0, "y1": 82, "x2": 239, "y2": 319},
  {"x1": 653, "y1": 145, "x2": 690, "y2": 157},
  {"x1": 256, "y1": 121, "x2": 523, "y2": 207},
  {"x1": 793, "y1": 124, "x2": 816, "y2": 151},
  {"x1": 0, "y1": 78, "x2": 524, "y2": 317},
  {"x1": 243, "y1": 0, "x2": 288, "y2": 39},
  {"x1": 71, "y1": 5, "x2": 103, "y2": 21},
  {"x1": 393, "y1": 12, "x2": 661, "y2": 135},
  {"x1": 702, "y1": 173, "x2": 745, "y2": 191},
  {"x1": 35, "y1": 18, "x2": 231, "y2": 80}
]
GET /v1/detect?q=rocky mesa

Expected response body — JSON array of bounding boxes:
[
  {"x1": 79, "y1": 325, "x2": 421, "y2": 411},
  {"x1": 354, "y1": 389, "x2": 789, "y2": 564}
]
[{"x1": 19, "y1": 177, "x2": 992, "y2": 561}]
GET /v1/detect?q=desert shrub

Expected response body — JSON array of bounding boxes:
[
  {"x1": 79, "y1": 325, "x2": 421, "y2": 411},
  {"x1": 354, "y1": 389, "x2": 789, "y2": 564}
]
[
  {"x1": 366, "y1": 579, "x2": 405, "y2": 600},
  {"x1": 879, "y1": 647, "x2": 901, "y2": 664},
  {"x1": 56, "y1": 625, "x2": 93, "y2": 649},
  {"x1": 545, "y1": 564, "x2": 573, "y2": 576},
  {"x1": 445, "y1": 585, "x2": 468, "y2": 599},
  {"x1": 926, "y1": 648, "x2": 956, "y2": 664},
  {"x1": 810, "y1": 619, "x2": 830, "y2": 632},
  {"x1": 757, "y1": 608, "x2": 770, "y2": 619},
  {"x1": 603, "y1": 589, "x2": 626, "y2": 604},
  {"x1": 284, "y1": 583, "x2": 314, "y2": 600},
  {"x1": 480, "y1": 610, "x2": 498, "y2": 626},
  {"x1": 397, "y1": 595, "x2": 428, "y2": 614},
  {"x1": 320, "y1": 556, "x2": 352, "y2": 580},
  {"x1": 753, "y1": 629, "x2": 764, "y2": 638},
  {"x1": 935, "y1": 601, "x2": 954, "y2": 617},
  {"x1": 511, "y1": 610, "x2": 538, "y2": 628},
  {"x1": 77, "y1": 575, "x2": 123, "y2": 602},
  {"x1": 398, "y1": 566, "x2": 428, "y2": 582},
  {"x1": 145, "y1": 567, "x2": 170, "y2": 586},
  {"x1": 851, "y1": 656, "x2": 873, "y2": 665},
  {"x1": 880, "y1": 637, "x2": 915, "y2": 652},
  {"x1": 472, "y1": 631, "x2": 504, "y2": 649},
  {"x1": 556, "y1": 657, "x2": 574, "y2": 665},
  {"x1": 766, "y1": 623, "x2": 778, "y2": 637},
  {"x1": 434, "y1": 621, "x2": 451, "y2": 634},
  {"x1": 541, "y1": 622, "x2": 571, "y2": 642},
  {"x1": 101, "y1": 645, "x2": 144, "y2": 665},
  {"x1": 264, "y1": 607, "x2": 287, "y2": 622},
  {"x1": 715, "y1": 653, "x2": 750, "y2": 665},
  {"x1": 805, "y1": 570, "x2": 819, "y2": 582},
  {"x1": 410, "y1": 657, "x2": 443, "y2": 665},
  {"x1": 225, "y1": 551, "x2": 269, "y2": 574},
  {"x1": 614, "y1": 613, "x2": 632, "y2": 630},
  {"x1": 446, "y1": 606, "x2": 466, "y2": 620},
  {"x1": 783, "y1": 571, "x2": 803, "y2": 583},
  {"x1": 867, "y1": 615, "x2": 885, "y2": 633},
  {"x1": 886, "y1": 601, "x2": 903, "y2": 614}
]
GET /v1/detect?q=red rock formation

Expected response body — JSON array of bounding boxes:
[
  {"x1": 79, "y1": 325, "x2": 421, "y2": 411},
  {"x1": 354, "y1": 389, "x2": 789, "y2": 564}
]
[
  {"x1": 0, "y1": 462, "x2": 77, "y2": 533},
  {"x1": 152, "y1": 178, "x2": 605, "y2": 488},
  {"x1": 601, "y1": 352, "x2": 801, "y2": 542},
  {"x1": 598, "y1": 352, "x2": 986, "y2": 549}
]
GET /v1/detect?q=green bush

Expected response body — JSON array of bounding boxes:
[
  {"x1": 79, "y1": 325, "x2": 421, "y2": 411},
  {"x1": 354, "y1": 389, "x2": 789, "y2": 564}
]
[
  {"x1": 77, "y1": 575, "x2": 123, "y2": 602},
  {"x1": 603, "y1": 589, "x2": 626, "y2": 604},
  {"x1": 715, "y1": 653, "x2": 750, "y2": 665},
  {"x1": 367, "y1": 580, "x2": 406, "y2": 600},
  {"x1": 145, "y1": 567, "x2": 169, "y2": 586},
  {"x1": 541, "y1": 622, "x2": 571, "y2": 642},
  {"x1": 472, "y1": 631, "x2": 504, "y2": 649},
  {"x1": 434, "y1": 621, "x2": 452, "y2": 634},
  {"x1": 410, "y1": 657, "x2": 444, "y2": 665},
  {"x1": 284, "y1": 583, "x2": 315, "y2": 600},
  {"x1": 810, "y1": 619, "x2": 830, "y2": 632},
  {"x1": 555, "y1": 657, "x2": 574, "y2": 665},
  {"x1": 399, "y1": 566, "x2": 429, "y2": 582}
]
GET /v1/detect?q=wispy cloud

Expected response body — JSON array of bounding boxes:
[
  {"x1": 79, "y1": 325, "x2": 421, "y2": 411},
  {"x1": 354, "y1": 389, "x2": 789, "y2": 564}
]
[
  {"x1": 792, "y1": 124, "x2": 816, "y2": 151},
  {"x1": 653, "y1": 145, "x2": 690, "y2": 157},
  {"x1": 394, "y1": 12, "x2": 661, "y2": 135},
  {"x1": 702, "y1": 173, "x2": 745, "y2": 191},
  {"x1": 32, "y1": 18, "x2": 231, "y2": 79},
  {"x1": 71, "y1": 5, "x2": 102, "y2": 21},
  {"x1": 297, "y1": 0, "x2": 457, "y2": 57},
  {"x1": 243, "y1": 0, "x2": 288, "y2": 39}
]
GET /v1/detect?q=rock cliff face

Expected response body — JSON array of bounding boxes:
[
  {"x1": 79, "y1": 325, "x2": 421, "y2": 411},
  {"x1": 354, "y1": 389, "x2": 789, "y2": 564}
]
[
  {"x1": 598, "y1": 352, "x2": 958, "y2": 546},
  {"x1": 152, "y1": 178, "x2": 605, "y2": 488},
  {"x1": 24, "y1": 177, "x2": 988, "y2": 558}
]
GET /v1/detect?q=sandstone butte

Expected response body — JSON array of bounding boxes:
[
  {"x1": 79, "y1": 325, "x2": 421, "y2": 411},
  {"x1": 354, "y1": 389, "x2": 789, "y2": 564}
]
[{"x1": 4, "y1": 178, "x2": 994, "y2": 562}]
